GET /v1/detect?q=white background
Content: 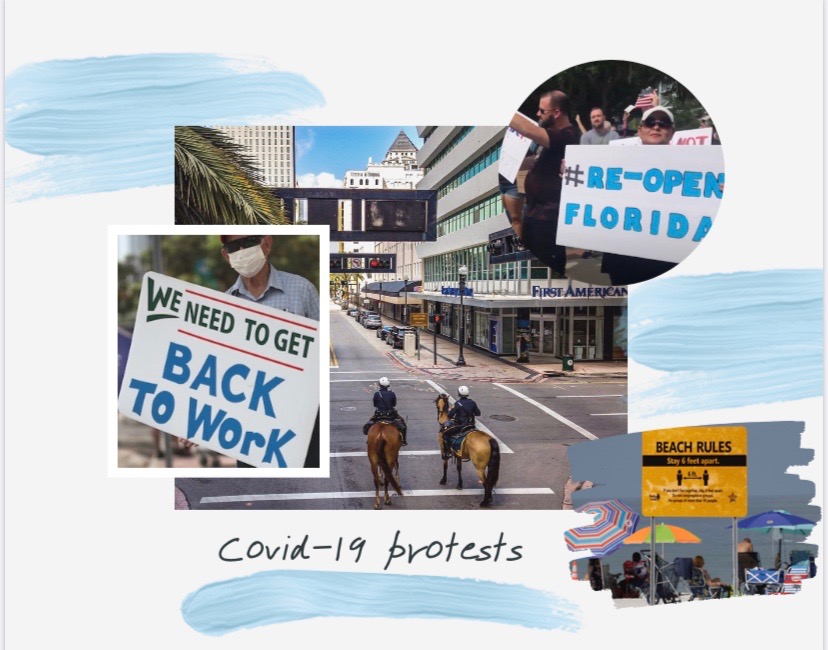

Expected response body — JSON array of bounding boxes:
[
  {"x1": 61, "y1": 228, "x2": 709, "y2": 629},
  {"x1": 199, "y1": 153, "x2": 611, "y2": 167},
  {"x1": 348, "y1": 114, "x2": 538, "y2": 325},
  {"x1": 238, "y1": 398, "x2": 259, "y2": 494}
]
[{"x1": 4, "y1": 1, "x2": 824, "y2": 648}]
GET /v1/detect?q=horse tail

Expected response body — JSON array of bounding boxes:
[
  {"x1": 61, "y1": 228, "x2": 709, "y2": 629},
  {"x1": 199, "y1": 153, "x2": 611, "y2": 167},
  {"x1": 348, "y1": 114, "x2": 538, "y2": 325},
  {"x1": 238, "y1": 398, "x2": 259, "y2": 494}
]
[
  {"x1": 376, "y1": 434, "x2": 403, "y2": 496},
  {"x1": 485, "y1": 438, "x2": 500, "y2": 491}
]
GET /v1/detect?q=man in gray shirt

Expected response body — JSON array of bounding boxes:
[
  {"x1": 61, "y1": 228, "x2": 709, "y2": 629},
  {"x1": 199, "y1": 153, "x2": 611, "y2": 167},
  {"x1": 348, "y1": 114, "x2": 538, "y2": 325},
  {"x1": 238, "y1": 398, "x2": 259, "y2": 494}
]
[
  {"x1": 221, "y1": 234, "x2": 319, "y2": 320},
  {"x1": 580, "y1": 107, "x2": 619, "y2": 145},
  {"x1": 221, "y1": 234, "x2": 320, "y2": 467}
]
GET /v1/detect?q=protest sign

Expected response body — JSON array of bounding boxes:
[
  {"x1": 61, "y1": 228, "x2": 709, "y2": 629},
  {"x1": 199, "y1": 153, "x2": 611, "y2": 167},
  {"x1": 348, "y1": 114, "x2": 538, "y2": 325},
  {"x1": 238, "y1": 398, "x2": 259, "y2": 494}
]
[
  {"x1": 609, "y1": 127, "x2": 714, "y2": 146},
  {"x1": 557, "y1": 145, "x2": 724, "y2": 263},
  {"x1": 497, "y1": 116, "x2": 534, "y2": 183},
  {"x1": 118, "y1": 272, "x2": 320, "y2": 468}
]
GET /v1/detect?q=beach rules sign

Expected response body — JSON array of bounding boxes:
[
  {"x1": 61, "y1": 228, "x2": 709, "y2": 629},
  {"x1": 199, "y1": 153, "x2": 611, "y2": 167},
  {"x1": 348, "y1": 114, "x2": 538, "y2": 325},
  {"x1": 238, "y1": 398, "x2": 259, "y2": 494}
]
[
  {"x1": 642, "y1": 426, "x2": 748, "y2": 517},
  {"x1": 118, "y1": 272, "x2": 320, "y2": 468},
  {"x1": 556, "y1": 145, "x2": 724, "y2": 263}
]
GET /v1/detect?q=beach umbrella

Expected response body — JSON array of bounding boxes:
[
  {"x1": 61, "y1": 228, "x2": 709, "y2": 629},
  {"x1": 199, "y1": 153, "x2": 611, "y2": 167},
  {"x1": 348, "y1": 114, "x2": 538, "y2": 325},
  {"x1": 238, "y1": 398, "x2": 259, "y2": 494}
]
[
  {"x1": 736, "y1": 510, "x2": 816, "y2": 564},
  {"x1": 564, "y1": 500, "x2": 639, "y2": 558},
  {"x1": 622, "y1": 523, "x2": 701, "y2": 559}
]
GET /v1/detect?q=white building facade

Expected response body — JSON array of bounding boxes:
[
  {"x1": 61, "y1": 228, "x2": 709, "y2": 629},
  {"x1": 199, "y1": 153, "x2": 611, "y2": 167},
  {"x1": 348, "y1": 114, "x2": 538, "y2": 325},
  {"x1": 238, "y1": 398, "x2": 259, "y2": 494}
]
[
  {"x1": 413, "y1": 126, "x2": 628, "y2": 361},
  {"x1": 214, "y1": 125, "x2": 296, "y2": 188}
]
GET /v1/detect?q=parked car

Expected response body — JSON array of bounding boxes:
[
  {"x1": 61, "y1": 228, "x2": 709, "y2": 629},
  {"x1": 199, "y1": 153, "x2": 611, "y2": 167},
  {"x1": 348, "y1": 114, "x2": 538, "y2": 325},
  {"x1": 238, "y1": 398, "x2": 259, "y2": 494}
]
[
  {"x1": 385, "y1": 325, "x2": 403, "y2": 345},
  {"x1": 347, "y1": 308, "x2": 358, "y2": 317},
  {"x1": 391, "y1": 326, "x2": 418, "y2": 349},
  {"x1": 358, "y1": 310, "x2": 378, "y2": 324},
  {"x1": 377, "y1": 325, "x2": 394, "y2": 340},
  {"x1": 363, "y1": 315, "x2": 382, "y2": 329}
]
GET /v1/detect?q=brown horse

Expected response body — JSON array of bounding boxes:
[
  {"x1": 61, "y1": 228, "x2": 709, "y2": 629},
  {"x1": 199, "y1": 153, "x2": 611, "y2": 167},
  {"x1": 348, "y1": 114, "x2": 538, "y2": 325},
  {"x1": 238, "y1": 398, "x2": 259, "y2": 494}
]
[
  {"x1": 434, "y1": 393, "x2": 500, "y2": 507},
  {"x1": 367, "y1": 422, "x2": 403, "y2": 509}
]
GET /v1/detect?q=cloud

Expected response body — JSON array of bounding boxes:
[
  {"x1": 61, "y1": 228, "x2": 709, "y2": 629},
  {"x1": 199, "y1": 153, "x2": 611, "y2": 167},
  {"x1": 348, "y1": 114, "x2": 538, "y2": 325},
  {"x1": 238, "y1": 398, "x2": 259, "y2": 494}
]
[{"x1": 296, "y1": 172, "x2": 342, "y2": 188}]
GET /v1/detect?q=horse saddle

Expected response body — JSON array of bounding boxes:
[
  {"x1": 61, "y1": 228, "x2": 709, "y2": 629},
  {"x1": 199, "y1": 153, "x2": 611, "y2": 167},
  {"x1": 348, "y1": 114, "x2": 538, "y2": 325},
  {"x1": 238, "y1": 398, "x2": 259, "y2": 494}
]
[{"x1": 446, "y1": 427, "x2": 475, "y2": 458}]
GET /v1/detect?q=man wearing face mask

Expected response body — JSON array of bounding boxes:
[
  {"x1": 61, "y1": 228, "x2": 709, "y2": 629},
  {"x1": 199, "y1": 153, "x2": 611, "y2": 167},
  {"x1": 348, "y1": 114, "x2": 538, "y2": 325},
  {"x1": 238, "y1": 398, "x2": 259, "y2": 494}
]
[
  {"x1": 220, "y1": 234, "x2": 319, "y2": 320},
  {"x1": 220, "y1": 234, "x2": 320, "y2": 467}
]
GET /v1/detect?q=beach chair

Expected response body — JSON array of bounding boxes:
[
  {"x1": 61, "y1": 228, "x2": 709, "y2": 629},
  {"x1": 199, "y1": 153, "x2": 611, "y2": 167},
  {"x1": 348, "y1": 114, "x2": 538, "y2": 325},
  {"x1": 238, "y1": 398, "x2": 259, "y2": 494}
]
[
  {"x1": 780, "y1": 562, "x2": 810, "y2": 594},
  {"x1": 745, "y1": 567, "x2": 783, "y2": 595},
  {"x1": 645, "y1": 551, "x2": 680, "y2": 604},
  {"x1": 738, "y1": 551, "x2": 763, "y2": 595},
  {"x1": 688, "y1": 566, "x2": 714, "y2": 600}
]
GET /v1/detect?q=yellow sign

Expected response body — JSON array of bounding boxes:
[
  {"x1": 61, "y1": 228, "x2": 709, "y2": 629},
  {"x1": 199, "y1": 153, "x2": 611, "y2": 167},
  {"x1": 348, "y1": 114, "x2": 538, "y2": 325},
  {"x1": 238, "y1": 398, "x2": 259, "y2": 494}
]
[
  {"x1": 642, "y1": 426, "x2": 747, "y2": 517},
  {"x1": 409, "y1": 313, "x2": 428, "y2": 327}
]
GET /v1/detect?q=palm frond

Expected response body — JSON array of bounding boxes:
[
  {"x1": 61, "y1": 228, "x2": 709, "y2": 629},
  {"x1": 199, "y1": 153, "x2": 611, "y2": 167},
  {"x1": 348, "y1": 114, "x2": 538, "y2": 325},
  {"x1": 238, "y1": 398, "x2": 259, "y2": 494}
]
[{"x1": 174, "y1": 126, "x2": 288, "y2": 225}]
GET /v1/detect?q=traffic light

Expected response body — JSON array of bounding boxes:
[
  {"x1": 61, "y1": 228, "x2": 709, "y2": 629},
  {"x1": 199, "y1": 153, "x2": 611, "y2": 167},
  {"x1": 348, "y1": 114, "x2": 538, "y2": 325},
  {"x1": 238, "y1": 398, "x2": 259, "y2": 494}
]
[
  {"x1": 432, "y1": 314, "x2": 442, "y2": 324},
  {"x1": 368, "y1": 257, "x2": 391, "y2": 270},
  {"x1": 330, "y1": 257, "x2": 344, "y2": 271}
]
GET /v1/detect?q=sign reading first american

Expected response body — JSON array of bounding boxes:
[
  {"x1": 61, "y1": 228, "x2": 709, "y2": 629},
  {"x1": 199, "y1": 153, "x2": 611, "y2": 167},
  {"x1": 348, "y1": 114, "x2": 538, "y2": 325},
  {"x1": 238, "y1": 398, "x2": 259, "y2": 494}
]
[
  {"x1": 642, "y1": 426, "x2": 747, "y2": 517},
  {"x1": 118, "y1": 272, "x2": 320, "y2": 468}
]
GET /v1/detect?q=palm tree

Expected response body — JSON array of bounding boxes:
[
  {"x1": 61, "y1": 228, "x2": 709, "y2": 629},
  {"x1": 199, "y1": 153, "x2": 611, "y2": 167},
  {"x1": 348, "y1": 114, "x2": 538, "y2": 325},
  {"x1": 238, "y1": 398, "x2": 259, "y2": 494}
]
[{"x1": 174, "y1": 126, "x2": 288, "y2": 225}]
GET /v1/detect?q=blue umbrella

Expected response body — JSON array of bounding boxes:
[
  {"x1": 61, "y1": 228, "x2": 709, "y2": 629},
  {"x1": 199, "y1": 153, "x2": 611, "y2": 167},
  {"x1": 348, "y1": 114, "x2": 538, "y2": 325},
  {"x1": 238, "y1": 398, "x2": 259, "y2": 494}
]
[
  {"x1": 737, "y1": 510, "x2": 817, "y2": 565},
  {"x1": 738, "y1": 510, "x2": 815, "y2": 529}
]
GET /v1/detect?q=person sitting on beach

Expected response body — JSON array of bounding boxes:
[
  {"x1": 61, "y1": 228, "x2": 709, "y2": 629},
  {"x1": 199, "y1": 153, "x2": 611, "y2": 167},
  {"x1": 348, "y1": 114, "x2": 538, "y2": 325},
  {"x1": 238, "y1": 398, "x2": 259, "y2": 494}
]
[
  {"x1": 622, "y1": 552, "x2": 649, "y2": 595},
  {"x1": 737, "y1": 538, "x2": 753, "y2": 553},
  {"x1": 693, "y1": 555, "x2": 732, "y2": 597}
]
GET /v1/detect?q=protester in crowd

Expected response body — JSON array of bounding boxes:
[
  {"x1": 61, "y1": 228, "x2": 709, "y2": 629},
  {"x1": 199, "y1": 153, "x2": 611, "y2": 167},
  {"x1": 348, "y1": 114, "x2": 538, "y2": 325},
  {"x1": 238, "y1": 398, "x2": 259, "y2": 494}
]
[
  {"x1": 599, "y1": 106, "x2": 679, "y2": 285},
  {"x1": 508, "y1": 90, "x2": 580, "y2": 278},
  {"x1": 579, "y1": 107, "x2": 620, "y2": 145}
]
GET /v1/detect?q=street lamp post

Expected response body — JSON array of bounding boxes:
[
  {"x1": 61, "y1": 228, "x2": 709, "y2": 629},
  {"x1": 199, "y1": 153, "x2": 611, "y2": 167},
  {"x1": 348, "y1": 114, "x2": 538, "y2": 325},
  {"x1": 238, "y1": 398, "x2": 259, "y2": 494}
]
[
  {"x1": 403, "y1": 275, "x2": 409, "y2": 324},
  {"x1": 456, "y1": 264, "x2": 468, "y2": 366}
]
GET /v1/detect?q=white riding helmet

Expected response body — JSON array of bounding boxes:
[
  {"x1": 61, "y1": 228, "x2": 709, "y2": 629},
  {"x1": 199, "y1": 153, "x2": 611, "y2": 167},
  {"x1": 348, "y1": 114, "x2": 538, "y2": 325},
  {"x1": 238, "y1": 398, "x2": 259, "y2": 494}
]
[
  {"x1": 379, "y1": 377, "x2": 391, "y2": 388},
  {"x1": 458, "y1": 385, "x2": 470, "y2": 397}
]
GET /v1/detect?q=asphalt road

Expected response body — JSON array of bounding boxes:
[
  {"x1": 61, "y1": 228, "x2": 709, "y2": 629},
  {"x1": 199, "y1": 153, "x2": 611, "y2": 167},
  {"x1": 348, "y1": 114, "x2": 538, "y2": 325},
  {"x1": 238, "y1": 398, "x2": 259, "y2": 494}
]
[{"x1": 176, "y1": 311, "x2": 627, "y2": 510}]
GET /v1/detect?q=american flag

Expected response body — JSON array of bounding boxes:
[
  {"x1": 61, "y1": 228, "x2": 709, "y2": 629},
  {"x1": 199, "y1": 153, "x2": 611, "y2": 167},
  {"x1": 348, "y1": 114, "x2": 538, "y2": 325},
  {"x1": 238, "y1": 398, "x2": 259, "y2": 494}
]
[{"x1": 635, "y1": 88, "x2": 655, "y2": 110}]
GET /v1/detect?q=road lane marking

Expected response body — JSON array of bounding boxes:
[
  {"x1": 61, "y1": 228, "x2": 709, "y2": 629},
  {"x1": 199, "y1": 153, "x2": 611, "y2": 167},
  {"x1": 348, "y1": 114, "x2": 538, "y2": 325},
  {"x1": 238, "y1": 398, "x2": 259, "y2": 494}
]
[
  {"x1": 200, "y1": 487, "x2": 554, "y2": 504},
  {"x1": 331, "y1": 448, "x2": 514, "y2": 457},
  {"x1": 423, "y1": 379, "x2": 514, "y2": 453},
  {"x1": 554, "y1": 395, "x2": 625, "y2": 398},
  {"x1": 493, "y1": 383, "x2": 598, "y2": 440},
  {"x1": 331, "y1": 378, "x2": 424, "y2": 383},
  {"x1": 330, "y1": 371, "x2": 410, "y2": 374}
]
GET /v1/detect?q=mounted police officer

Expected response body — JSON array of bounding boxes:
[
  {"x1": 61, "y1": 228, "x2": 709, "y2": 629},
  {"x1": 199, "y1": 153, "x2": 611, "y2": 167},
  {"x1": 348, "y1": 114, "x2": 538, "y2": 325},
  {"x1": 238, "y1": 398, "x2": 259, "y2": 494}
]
[
  {"x1": 363, "y1": 377, "x2": 407, "y2": 446},
  {"x1": 440, "y1": 386, "x2": 480, "y2": 459}
]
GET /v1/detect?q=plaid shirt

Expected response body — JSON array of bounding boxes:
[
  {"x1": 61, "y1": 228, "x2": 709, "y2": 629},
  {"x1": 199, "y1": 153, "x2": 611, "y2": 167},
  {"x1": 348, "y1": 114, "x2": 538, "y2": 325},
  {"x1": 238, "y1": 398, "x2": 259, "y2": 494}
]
[{"x1": 226, "y1": 264, "x2": 319, "y2": 320}]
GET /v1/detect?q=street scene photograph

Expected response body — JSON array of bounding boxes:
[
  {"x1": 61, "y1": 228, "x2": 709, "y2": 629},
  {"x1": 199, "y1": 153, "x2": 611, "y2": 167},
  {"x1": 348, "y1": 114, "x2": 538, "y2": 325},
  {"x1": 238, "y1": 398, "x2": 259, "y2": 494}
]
[{"x1": 167, "y1": 121, "x2": 629, "y2": 509}]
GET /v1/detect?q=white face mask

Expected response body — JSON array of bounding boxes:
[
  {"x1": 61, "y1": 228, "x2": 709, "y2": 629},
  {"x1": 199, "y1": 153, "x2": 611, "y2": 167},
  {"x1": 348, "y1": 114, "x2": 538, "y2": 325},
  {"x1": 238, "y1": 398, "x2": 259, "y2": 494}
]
[{"x1": 228, "y1": 244, "x2": 267, "y2": 278}]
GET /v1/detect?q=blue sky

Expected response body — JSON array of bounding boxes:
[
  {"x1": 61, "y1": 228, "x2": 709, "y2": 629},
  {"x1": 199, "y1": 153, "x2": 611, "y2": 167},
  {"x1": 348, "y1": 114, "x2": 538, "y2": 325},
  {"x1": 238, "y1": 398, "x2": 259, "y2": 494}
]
[{"x1": 294, "y1": 126, "x2": 422, "y2": 187}]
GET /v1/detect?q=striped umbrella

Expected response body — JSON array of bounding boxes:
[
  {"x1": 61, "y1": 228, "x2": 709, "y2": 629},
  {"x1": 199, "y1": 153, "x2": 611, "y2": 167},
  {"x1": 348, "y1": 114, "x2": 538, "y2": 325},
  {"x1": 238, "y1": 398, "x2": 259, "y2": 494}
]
[{"x1": 564, "y1": 500, "x2": 639, "y2": 558}]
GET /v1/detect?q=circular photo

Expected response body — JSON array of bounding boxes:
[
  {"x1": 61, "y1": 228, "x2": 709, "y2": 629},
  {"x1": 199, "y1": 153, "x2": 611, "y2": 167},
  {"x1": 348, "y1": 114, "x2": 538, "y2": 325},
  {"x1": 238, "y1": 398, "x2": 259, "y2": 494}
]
[{"x1": 501, "y1": 60, "x2": 723, "y2": 286}]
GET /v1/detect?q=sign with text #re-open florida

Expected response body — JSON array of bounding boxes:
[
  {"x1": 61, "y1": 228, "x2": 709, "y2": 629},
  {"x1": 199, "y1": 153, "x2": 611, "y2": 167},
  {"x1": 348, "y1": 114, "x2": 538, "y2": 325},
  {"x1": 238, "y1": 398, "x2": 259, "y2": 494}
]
[
  {"x1": 556, "y1": 145, "x2": 724, "y2": 263},
  {"x1": 642, "y1": 426, "x2": 747, "y2": 517},
  {"x1": 118, "y1": 272, "x2": 320, "y2": 468}
]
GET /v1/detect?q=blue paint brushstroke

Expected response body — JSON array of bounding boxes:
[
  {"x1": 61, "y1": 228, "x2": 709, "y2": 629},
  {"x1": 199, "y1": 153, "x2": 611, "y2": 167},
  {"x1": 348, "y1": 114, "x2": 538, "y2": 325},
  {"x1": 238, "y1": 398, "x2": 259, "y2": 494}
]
[
  {"x1": 630, "y1": 269, "x2": 823, "y2": 416},
  {"x1": 181, "y1": 570, "x2": 579, "y2": 636},
  {"x1": 5, "y1": 53, "x2": 324, "y2": 200}
]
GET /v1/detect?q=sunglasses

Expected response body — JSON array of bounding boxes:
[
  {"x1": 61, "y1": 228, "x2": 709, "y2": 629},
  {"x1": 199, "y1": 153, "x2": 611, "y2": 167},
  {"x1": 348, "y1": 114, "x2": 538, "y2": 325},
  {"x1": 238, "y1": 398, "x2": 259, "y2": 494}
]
[
  {"x1": 223, "y1": 235, "x2": 263, "y2": 254},
  {"x1": 642, "y1": 118, "x2": 673, "y2": 129}
]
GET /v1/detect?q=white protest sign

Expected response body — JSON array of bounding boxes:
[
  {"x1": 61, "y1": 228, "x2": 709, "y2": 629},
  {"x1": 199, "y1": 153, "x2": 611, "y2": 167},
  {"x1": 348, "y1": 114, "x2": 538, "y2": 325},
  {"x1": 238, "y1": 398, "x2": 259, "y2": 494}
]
[
  {"x1": 556, "y1": 145, "x2": 724, "y2": 263},
  {"x1": 118, "y1": 272, "x2": 320, "y2": 468},
  {"x1": 671, "y1": 127, "x2": 714, "y2": 145},
  {"x1": 609, "y1": 127, "x2": 714, "y2": 146},
  {"x1": 498, "y1": 115, "x2": 535, "y2": 183}
]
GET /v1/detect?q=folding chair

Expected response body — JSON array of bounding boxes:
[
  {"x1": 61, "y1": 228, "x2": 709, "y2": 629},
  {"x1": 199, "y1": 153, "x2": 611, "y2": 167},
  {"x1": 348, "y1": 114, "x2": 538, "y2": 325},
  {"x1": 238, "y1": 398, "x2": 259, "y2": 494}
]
[
  {"x1": 745, "y1": 567, "x2": 783, "y2": 595},
  {"x1": 738, "y1": 551, "x2": 763, "y2": 595}
]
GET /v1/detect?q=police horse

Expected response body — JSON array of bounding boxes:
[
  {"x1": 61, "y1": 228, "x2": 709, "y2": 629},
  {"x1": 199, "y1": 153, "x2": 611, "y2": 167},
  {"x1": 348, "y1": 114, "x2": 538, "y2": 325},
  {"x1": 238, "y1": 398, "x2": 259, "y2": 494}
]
[
  {"x1": 366, "y1": 421, "x2": 403, "y2": 510},
  {"x1": 434, "y1": 393, "x2": 500, "y2": 507}
]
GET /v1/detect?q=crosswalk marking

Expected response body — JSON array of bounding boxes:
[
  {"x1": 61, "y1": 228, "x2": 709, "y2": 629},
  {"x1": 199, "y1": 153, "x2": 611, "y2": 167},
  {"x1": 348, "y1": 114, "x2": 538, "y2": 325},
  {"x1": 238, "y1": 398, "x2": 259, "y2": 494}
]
[
  {"x1": 200, "y1": 487, "x2": 555, "y2": 504},
  {"x1": 493, "y1": 383, "x2": 598, "y2": 440}
]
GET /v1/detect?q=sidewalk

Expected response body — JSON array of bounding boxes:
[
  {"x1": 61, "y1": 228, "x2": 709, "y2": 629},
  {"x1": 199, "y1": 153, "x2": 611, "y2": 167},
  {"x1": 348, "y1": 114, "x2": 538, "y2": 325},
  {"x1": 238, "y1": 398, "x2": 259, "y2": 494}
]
[{"x1": 335, "y1": 303, "x2": 627, "y2": 383}]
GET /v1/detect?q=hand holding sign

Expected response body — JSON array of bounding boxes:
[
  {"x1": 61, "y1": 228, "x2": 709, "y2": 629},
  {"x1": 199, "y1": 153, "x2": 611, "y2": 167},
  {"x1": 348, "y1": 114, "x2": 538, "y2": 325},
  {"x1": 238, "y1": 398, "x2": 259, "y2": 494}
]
[{"x1": 118, "y1": 272, "x2": 320, "y2": 468}]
